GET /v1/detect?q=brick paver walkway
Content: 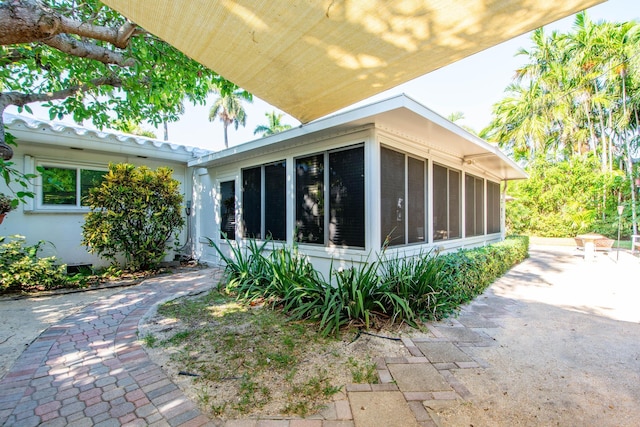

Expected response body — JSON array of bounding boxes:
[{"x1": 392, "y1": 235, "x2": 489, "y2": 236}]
[{"x1": 0, "y1": 269, "x2": 221, "y2": 427}]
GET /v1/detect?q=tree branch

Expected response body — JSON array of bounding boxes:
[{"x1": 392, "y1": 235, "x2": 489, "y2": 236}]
[
  {"x1": 0, "y1": 0, "x2": 139, "y2": 58},
  {"x1": 43, "y1": 33, "x2": 135, "y2": 67},
  {"x1": 0, "y1": 75, "x2": 123, "y2": 155}
]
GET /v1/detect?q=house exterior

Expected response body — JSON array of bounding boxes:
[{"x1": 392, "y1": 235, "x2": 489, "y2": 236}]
[
  {"x1": 0, "y1": 113, "x2": 210, "y2": 268},
  {"x1": 190, "y1": 94, "x2": 527, "y2": 276},
  {"x1": 1, "y1": 95, "x2": 526, "y2": 274}
]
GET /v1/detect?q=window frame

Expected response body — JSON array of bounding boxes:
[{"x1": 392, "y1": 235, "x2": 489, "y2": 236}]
[
  {"x1": 379, "y1": 146, "x2": 428, "y2": 247},
  {"x1": 486, "y1": 180, "x2": 501, "y2": 234},
  {"x1": 241, "y1": 160, "x2": 287, "y2": 241},
  {"x1": 35, "y1": 160, "x2": 107, "y2": 211},
  {"x1": 219, "y1": 179, "x2": 236, "y2": 240},
  {"x1": 295, "y1": 143, "x2": 365, "y2": 249},
  {"x1": 465, "y1": 173, "x2": 485, "y2": 237},
  {"x1": 432, "y1": 162, "x2": 462, "y2": 241}
]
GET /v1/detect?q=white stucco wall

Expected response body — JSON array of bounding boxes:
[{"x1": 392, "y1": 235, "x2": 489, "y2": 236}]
[{"x1": 0, "y1": 139, "x2": 192, "y2": 269}]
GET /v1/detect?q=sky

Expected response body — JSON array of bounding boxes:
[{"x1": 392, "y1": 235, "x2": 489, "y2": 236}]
[{"x1": 7, "y1": 0, "x2": 640, "y2": 151}]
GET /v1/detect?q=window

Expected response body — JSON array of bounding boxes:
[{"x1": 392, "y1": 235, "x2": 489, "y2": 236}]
[
  {"x1": 380, "y1": 147, "x2": 405, "y2": 247},
  {"x1": 433, "y1": 163, "x2": 461, "y2": 241},
  {"x1": 296, "y1": 145, "x2": 365, "y2": 248},
  {"x1": 242, "y1": 167, "x2": 261, "y2": 239},
  {"x1": 487, "y1": 180, "x2": 501, "y2": 234},
  {"x1": 408, "y1": 157, "x2": 426, "y2": 243},
  {"x1": 329, "y1": 147, "x2": 365, "y2": 247},
  {"x1": 220, "y1": 180, "x2": 236, "y2": 240},
  {"x1": 40, "y1": 165, "x2": 106, "y2": 208},
  {"x1": 296, "y1": 154, "x2": 324, "y2": 244},
  {"x1": 380, "y1": 148, "x2": 427, "y2": 247},
  {"x1": 241, "y1": 161, "x2": 286, "y2": 241},
  {"x1": 465, "y1": 174, "x2": 484, "y2": 237}
]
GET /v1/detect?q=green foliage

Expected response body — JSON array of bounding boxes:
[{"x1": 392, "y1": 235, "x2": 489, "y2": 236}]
[
  {"x1": 0, "y1": 235, "x2": 71, "y2": 293},
  {"x1": 506, "y1": 157, "x2": 626, "y2": 237},
  {"x1": 482, "y1": 13, "x2": 640, "y2": 167},
  {"x1": 208, "y1": 236, "x2": 529, "y2": 336},
  {"x1": 0, "y1": 132, "x2": 38, "y2": 206},
  {"x1": 1, "y1": 0, "x2": 240, "y2": 134},
  {"x1": 82, "y1": 163, "x2": 184, "y2": 271}
]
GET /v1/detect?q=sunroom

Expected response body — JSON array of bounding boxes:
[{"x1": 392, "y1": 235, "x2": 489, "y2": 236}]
[{"x1": 190, "y1": 94, "x2": 526, "y2": 276}]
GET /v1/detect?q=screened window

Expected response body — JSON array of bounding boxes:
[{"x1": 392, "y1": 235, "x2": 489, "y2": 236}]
[
  {"x1": 220, "y1": 180, "x2": 236, "y2": 240},
  {"x1": 241, "y1": 161, "x2": 286, "y2": 241},
  {"x1": 241, "y1": 167, "x2": 261, "y2": 239},
  {"x1": 465, "y1": 174, "x2": 485, "y2": 237},
  {"x1": 487, "y1": 180, "x2": 501, "y2": 234},
  {"x1": 380, "y1": 148, "x2": 427, "y2": 247},
  {"x1": 41, "y1": 165, "x2": 106, "y2": 208},
  {"x1": 264, "y1": 162, "x2": 287, "y2": 240},
  {"x1": 296, "y1": 154, "x2": 325, "y2": 244},
  {"x1": 408, "y1": 157, "x2": 426, "y2": 243},
  {"x1": 296, "y1": 145, "x2": 365, "y2": 248},
  {"x1": 433, "y1": 163, "x2": 461, "y2": 241},
  {"x1": 329, "y1": 147, "x2": 365, "y2": 247},
  {"x1": 380, "y1": 147, "x2": 405, "y2": 247}
]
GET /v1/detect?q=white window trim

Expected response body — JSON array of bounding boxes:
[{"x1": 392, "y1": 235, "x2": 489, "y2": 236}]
[{"x1": 35, "y1": 160, "x2": 107, "y2": 212}]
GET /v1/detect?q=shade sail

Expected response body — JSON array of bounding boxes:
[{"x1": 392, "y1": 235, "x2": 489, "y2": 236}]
[{"x1": 103, "y1": 0, "x2": 604, "y2": 123}]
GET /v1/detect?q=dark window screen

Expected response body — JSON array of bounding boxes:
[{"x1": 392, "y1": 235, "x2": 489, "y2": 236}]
[
  {"x1": 380, "y1": 147, "x2": 406, "y2": 247},
  {"x1": 433, "y1": 164, "x2": 448, "y2": 241},
  {"x1": 487, "y1": 181, "x2": 501, "y2": 233},
  {"x1": 475, "y1": 178, "x2": 484, "y2": 235},
  {"x1": 220, "y1": 180, "x2": 235, "y2": 240},
  {"x1": 407, "y1": 157, "x2": 426, "y2": 243},
  {"x1": 465, "y1": 174, "x2": 484, "y2": 237},
  {"x1": 242, "y1": 167, "x2": 261, "y2": 239},
  {"x1": 448, "y1": 169, "x2": 461, "y2": 239},
  {"x1": 329, "y1": 147, "x2": 365, "y2": 248},
  {"x1": 264, "y1": 161, "x2": 286, "y2": 241},
  {"x1": 296, "y1": 154, "x2": 324, "y2": 244}
]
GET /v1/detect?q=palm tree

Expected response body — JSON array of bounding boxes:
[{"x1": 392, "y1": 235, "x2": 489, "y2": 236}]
[
  {"x1": 253, "y1": 111, "x2": 292, "y2": 137},
  {"x1": 208, "y1": 90, "x2": 252, "y2": 148}
]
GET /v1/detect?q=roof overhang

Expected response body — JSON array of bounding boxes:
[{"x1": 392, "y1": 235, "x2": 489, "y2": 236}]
[
  {"x1": 4, "y1": 113, "x2": 211, "y2": 162},
  {"x1": 189, "y1": 94, "x2": 527, "y2": 181},
  {"x1": 103, "y1": 0, "x2": 604, "y2": 123}
]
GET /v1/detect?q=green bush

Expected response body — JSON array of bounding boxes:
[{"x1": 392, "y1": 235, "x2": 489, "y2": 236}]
[
  {"x1": 506, "y1": 156, "x2": 626, "y2": 238},
  {"x1": 82, "y1": 163, "x2": 185, "y2": 271},
  {"x1": 0, "y1": 235, "x2": 71, "y2": 293},
  {"x1": 208, "y1": 236, "x2": 529, "y2": 336}
]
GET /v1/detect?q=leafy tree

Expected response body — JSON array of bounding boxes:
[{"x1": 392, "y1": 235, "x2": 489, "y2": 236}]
[
  {"x1": 113, "y1": 119, "x2": 157, "y2": 138},
  {"x1": 483, "y1": 13, "x2": 640, "y2": 233},
  {"x1": 505, "y1": 156, "x2": 626, "y2": 237},
  {"x1": 208, "y1": 89, "x2": 252, "y2": 148},
  {"x1": 0, "y1": 0, "x2": 241, "y2": 160},
  {"x1": 82, "y1": 163, "x2": 185, "y2": 271},
  {"x1": 254, "y1": 110, "x2": 293, "y2": 137}
]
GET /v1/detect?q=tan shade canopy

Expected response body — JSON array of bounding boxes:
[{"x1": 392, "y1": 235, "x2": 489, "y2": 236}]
[{"x1": 103, "y1": 0, "x2": 604, "y2": 123}]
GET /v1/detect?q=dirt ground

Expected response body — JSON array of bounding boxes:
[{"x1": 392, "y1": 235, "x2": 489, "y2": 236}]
[
  {"x1": 1, "y1": 244, "x2": 640, "y2": 426},
  {"x1": 431, "y1": 246, "x2": 640, "y2": 426}
]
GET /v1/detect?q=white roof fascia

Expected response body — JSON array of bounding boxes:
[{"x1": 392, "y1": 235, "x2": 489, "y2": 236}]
[
  {"x1": 4, "y1": 113, "x2": 212, "y2": 162},
  {"x1": 188, "y1": 94, "x2": 527, "y2": 181}
]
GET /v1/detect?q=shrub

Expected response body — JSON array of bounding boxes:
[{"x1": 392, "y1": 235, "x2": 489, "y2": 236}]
[
  {"x1": 207, "y1": 236, "x2": 529, "y2": 336},
  {"x1": 82, "y1": 163, "x2": 185, "y2": 271},
  {"x1": 0, "y1": 235, "x2": 71, "y2": 293}
]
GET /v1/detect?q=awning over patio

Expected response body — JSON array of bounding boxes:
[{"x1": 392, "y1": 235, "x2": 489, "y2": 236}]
[{"x1": 103, "y1": 0, "x2": 604, "y2": 123}]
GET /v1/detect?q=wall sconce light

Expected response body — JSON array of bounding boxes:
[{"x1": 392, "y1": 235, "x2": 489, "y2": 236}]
[{"x1": 185, "y1": 200, "x2": 192, "y2": 216}]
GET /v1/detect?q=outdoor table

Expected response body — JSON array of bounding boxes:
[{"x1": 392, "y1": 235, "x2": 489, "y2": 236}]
[{"x1": 576, "y1": 233, "x2": 605, "y2": 261}]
